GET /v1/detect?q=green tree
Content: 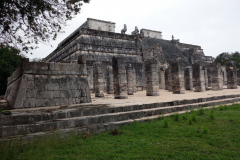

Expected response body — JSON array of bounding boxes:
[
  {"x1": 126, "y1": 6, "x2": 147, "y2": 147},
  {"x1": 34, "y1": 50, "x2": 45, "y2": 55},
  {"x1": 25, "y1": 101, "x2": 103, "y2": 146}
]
[
  {"x1": 214, "y1": 51, "x2": 240, "y2": 67},
  {"x1": 0, "y1": 0, "x2": 90, "y2": 53},
  {"x1": 0, "y1": 46, "x2": 22, "y2": 95}
]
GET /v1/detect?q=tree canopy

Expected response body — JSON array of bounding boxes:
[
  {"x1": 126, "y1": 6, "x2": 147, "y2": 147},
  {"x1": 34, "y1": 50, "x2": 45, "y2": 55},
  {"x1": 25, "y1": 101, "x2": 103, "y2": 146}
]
[
  {"x1": 0, "y1": 46, "x2": 22, "y2": 95},
  {"x1": 0, "y1": 0, "x2": 90, "y2": 53},
  {"x1": 214, "y1": 51, "x2": 240, "y2": 67}
]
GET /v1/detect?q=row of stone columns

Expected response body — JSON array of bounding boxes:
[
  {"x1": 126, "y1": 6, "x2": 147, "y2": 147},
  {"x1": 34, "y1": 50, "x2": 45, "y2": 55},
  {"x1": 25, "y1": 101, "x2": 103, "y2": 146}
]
[{"x1": 92, "y1": 56, "x2": 238, "y2": 99}]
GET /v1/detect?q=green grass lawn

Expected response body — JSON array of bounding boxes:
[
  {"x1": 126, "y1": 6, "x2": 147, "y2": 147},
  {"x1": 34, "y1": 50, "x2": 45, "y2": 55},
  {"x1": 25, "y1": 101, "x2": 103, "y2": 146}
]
[{"x1": 1, "y1": 104, "x2": 240, "y2": 160}]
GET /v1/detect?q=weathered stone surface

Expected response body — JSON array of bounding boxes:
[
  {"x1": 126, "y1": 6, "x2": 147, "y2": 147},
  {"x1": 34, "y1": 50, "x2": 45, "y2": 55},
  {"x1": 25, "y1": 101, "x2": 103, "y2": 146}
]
[
  {"x1": 165, "y1": 69, "x2": 168, "y2": 90},
  {"x1": 159, "y1": 67, "x2": 165, "y2": 89},
  {"x1": 210, "y1": 63, "x2": 223, "y2": 91},
  {"x1": 93, "y1": 62, "x2": 104, "y2": 97},
  {"x1": 184, "y1": 66, "x2": 193, "y2": 91},
  {"x1": 145, "y1": 57, "x2": 159, "y2": 96},
  {"x1": 112, "y1": 57, "x2": 128, "y2": 99},
  {"x1": 167, "y1": 66, "x2": 173, "y2": 92},
  {"x1": 203, "y1": 66, "x2": 208, "y2": 90},
  {"x1": 132, "y1": 68, "x2": 137, "y2": 92},
  {"x1": 192, "y1": 61, "x2": 205, "y2": 92},
  {"x1": 237, "y1": 68, "x2": 240, "y2": 85},
  {"x1": 226, "y1": 61, "x2": 237, "y2": 89},
  {"x1": 5, "y1": 59, "x2": 91, "y2": 109},
  {"x1": 171, "y1": 59, "x2": 185, "y2": 94},
  {"x1": 126, "y1": 63, "x2": 134, "y2": 95},
  {"x1": 106, "y1": 65, "x2": 114, "y2": 94}
]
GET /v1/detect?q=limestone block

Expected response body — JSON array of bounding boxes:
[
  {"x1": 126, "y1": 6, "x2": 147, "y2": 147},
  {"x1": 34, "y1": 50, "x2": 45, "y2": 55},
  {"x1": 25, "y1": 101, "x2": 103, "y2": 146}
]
[
  {"x1": 106, "y1": 65, "x2": 114, "y2": 94},
  {"x1": 210, "y1": 63, "x2": 223, "y2": 91}
]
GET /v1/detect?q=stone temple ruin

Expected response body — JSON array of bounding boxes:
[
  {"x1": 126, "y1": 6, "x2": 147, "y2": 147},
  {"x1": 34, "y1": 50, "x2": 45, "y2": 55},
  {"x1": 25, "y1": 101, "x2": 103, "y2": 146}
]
[{"x1": 1, "y1": 18, "x2": 240, "y2": 144}]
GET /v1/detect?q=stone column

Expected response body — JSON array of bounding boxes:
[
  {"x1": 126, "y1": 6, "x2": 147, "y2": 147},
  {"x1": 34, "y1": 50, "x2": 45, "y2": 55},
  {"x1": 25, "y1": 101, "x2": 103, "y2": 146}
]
[
  {"x1": 93, "y1": 62, "x2": 104, "y2": 97},
  {"x1": 184, "y1": 66, "x2": 193, "y2": 91},
  {"x1": 210, "y1": 63, "x2": 223, "y2": 91},
  {"x1": 159, "y1": 67, "x2": 165, "y2": 89},
  {"x1": 165, "y1": 69, "x2": 168, "y2": 90},
  {"x1": 132, "y1": 68, "x2": 137, "y2": 92},
  {"x1": 167, "y1": 66, "x2": 173, "y2": 92},
  {"x1": 106, "y1": 65, "x2": 114, "y2": 94},
  {"x1": 171, "y1": 59, "x2": 185, "y2": 94},
  {"x1": 78, "y1": 54, "x2": 87, "y2": 77},
  {"x1": 203, "y1": 66, "x2": 208, "y2": 90},
  {"x1": 192, "y1": 62, "x2": 205, "y2": 92},
  {"x1": 226, "y1": 61, "x2": 237, "y2": 89},
  {"x1": 237, "y1": 68, "x2": 240, "y2": 85},
  {"x1": 145, "y1": 57, "x2": 159, "y2": 96},
  {"x1": 207, "y1": 66, "x2": 212, "y2": 88},
  {"x1": 112, "y1": 57, "x2": 128, "y2": 99},
  {"x1": 126, "y1": 63, "x2": 134, "y2": 95}
]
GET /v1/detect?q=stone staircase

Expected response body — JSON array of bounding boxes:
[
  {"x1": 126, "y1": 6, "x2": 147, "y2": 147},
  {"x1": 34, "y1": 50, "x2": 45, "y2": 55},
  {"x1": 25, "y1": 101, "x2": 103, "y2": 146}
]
[{"x1": 1, "y1": 94, "x2": 240, "y2": 145}]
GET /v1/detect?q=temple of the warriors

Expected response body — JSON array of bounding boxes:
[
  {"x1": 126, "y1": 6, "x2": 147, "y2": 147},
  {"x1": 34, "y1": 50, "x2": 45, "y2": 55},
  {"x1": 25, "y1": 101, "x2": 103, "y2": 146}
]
[{"x1": 2, "y1": 18, "x2": 240, "y2": 144}]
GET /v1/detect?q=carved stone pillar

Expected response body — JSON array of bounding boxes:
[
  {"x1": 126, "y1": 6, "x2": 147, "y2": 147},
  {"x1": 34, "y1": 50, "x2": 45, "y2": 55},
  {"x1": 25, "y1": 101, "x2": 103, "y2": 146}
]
[
  {"x1": 167, "y1": 66, "x2": 173, "y2": 92},
  {"x1": 93, "y1": 62, "x2": 104, "y2": 97},
  {"x1": 126, "y1": 63, "x2": 133, "y2": 95},
  {"x1": 237, "y1": 68, "x2": 240, "y2": 85},
  {"x1": 193, "y1": 62, "x2": 205, "y2": 92},
  {"x1": 145, "y1": 57, "x2": 159, "y2": 96},
  {"x1": 184, "y1": 66, "x2": 193, "y2": 91},
  {"x1": 207, "y1": 66, "x2": 212, "y2": 88},
  {"x1": 112, "y1": 57, "x2": 128, "y2": 99},
  {"x1": 106, "y1": 65, "x2": 114, "y2": 94},
  {"x1": 203, "y1": 66, "x2": 208, "y2": 90},
  {"x1": 210, "y1": 63, "x2": 223, "y2": 91},
  {"x1": 132, "y1": 68, "x2": 137, "y2": 92},
  {"x1": 165, "y1": 69, "x2": 168, "y2": 90},
  {"x1": 226, "y1": 61, "x2": 237, "y2": 89},
  {"x1": 159, "y1": 67, "x2": 165, "y2": 89},
  {"x1": 78, "y1": 54, "x2": 87, "y2": 77},
  {"x1": 171, "y1": 59, "x2": 185, "y2": 94}
]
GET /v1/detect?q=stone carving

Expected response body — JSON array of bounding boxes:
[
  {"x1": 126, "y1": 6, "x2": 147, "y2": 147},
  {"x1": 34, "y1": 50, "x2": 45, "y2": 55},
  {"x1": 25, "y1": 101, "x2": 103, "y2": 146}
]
[
  {"x1": 131, "y1": 26, "x2": 139, "y2": 35},
  {"x1": 145, "y1": 57, "x2": 159, "y2": 96},
  {"x1": 121, "y1": 24, "x2": 127, "y2": 34},
  {"x1": 93, "y1": 62, "x2": 104, "y2": 97},
  {"x1": 226, "y1": 61, "x2": 237, "y2": 89},
  {"x1": 184, "y1": 66, "x2": 193, "y2": 91},
  {"x1": 210, "y1": 63, "x2": 223, "y2": 91},
  {"x1": 192, "y1": 61, "x2": 205, "y2": 92},
  {"x1": 171, "y1": 58, "x2": 185, "y2": 94},
  {"x1": 112, "y1": 57, "x2": 128, "y2": 99},
  {"x1": 126, "y1": 63, "x2": 134, "y2": 95}
]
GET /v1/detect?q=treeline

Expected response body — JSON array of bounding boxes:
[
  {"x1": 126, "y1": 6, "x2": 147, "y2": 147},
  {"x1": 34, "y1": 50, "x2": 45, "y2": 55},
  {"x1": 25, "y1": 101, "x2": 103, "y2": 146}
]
[
  {"x1": 0, "y1": 46, "x2": 22, "y2": 95},
  {"x1": 214, "y1": 52, "x2": 240, "y2": 68}
]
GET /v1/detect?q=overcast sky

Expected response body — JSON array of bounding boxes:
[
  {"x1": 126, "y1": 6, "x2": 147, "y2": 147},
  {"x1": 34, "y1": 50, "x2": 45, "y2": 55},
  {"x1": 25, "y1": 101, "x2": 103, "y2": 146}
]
[{"x1": 29, "y1": 0, "x2": 240, "y2": 60}]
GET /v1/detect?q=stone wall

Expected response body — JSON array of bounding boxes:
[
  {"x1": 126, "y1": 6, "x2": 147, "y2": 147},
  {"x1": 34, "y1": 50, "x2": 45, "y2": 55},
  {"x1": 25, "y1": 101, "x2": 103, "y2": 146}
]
[{"x1": 5, "y1": 59, "x2": 91, "y2": 109}]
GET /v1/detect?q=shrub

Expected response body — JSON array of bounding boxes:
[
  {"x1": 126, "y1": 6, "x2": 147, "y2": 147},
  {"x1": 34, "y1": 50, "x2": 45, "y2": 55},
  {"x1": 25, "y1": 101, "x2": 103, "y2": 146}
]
[
  {"x1": 173, "y1": 113, "x2": 180, "y2": 121},
  {"x1": 163, "y1": 119, "x2": 169, "y2": 128},
  {"x1": 188, "y1": 119, "x2": 192, "y2": 125},
  {"x1": 192, "y1": 115, "x2": 196, "y2": 121},
  {"x1": 198, "y1": 107, "x2": 205, "y2": 115},
  {"x1": 209, "y1": 113, "x2": 214, "y2": 120}
]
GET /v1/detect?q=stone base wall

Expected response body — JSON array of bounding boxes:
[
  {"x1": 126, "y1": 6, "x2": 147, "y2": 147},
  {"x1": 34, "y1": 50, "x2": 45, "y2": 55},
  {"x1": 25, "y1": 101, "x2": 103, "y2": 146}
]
[{"x1": 5, "y1": 59, "x2": 91, "y2": 109}]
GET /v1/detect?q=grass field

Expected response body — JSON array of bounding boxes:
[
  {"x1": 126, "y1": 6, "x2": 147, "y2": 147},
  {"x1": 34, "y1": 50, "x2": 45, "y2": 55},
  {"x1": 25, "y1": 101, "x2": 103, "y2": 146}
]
[{"x1": 1, "y1": 104, "x2": 240, "y2": 160}]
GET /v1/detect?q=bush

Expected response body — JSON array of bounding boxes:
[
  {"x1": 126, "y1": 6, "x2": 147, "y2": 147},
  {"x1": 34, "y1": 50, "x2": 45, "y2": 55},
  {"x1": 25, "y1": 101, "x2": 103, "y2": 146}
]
[
  {"x1": 173, "y1": 113, "x2": 180, "y2": 121},
  {"x1": 188, "y1": 119, "x2": 192, "y2": 125},
  {"x1": 192, "y1": 115, "x2": 196, "y2": 121},
  {"x1": 163, "y1": 119, "x2": 169, "y2": 128},
  {"x1": 198, "y1": 107, "x2": 205, "y2": 115}
]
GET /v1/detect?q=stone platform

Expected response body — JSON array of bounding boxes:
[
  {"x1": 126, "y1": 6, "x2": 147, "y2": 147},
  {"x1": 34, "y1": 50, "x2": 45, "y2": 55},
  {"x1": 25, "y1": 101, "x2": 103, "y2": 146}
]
[{"x1": 1, "y1": 86, "x2": 240, "y2": 145}]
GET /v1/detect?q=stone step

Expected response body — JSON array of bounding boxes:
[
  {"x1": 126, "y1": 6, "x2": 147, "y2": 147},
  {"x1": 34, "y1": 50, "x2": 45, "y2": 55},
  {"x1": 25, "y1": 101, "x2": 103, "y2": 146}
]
[
  {"x1": 1, "y1": 97, "x2": 240, "y2": 138},
  {"x1": 1, "y1": 101, "x2": 239, "y2": 146},
  {"x1": 1, "y1": 94, "x2": 240, "y2": 126}
]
